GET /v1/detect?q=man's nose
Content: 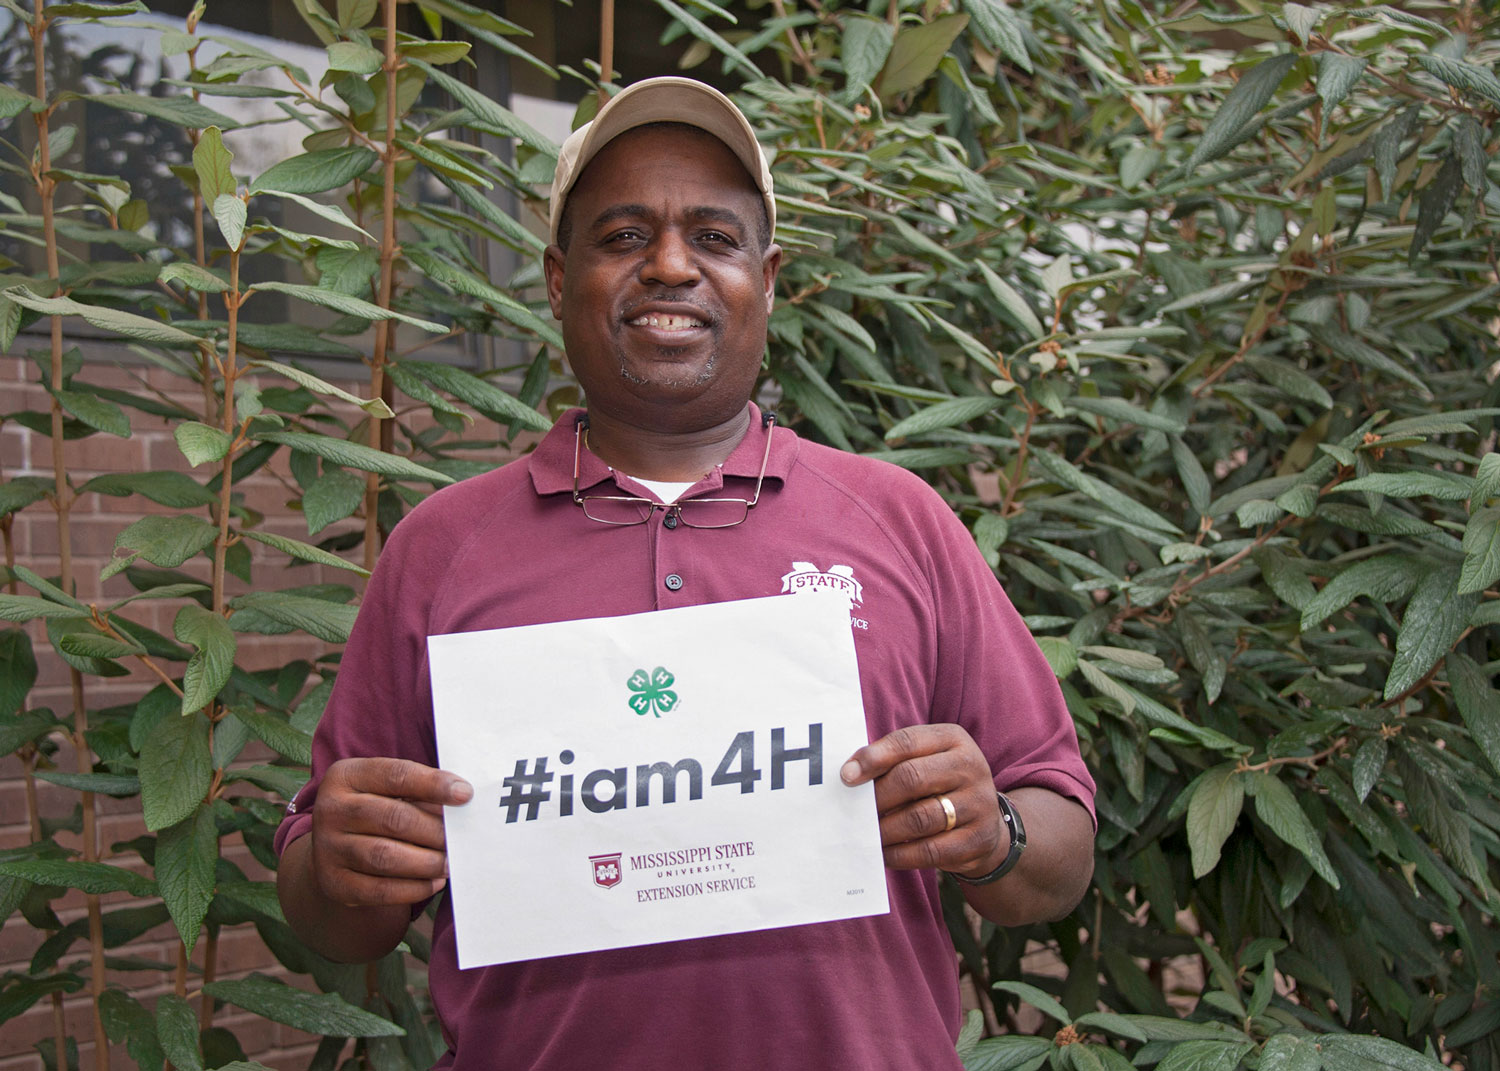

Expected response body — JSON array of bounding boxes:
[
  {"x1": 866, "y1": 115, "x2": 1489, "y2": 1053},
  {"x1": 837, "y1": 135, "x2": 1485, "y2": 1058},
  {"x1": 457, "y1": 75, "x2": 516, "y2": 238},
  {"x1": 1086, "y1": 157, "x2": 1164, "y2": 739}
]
[{"x1": 640, "y1": 231, "x2": 700, "y2": 287}]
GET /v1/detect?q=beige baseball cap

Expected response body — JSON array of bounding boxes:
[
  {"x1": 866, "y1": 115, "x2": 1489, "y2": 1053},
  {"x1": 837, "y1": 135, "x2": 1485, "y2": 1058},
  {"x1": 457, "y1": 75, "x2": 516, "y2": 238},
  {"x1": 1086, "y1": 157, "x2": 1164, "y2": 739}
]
[{"x1": 547, "y1": 76, "x2": 776, "y2": 247}]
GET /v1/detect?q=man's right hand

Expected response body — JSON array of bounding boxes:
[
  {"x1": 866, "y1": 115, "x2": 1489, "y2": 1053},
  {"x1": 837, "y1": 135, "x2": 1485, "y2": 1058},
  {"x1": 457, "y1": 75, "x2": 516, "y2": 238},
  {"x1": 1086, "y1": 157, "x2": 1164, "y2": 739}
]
[{"x1": 310, "y1": 757, "x2": 473, "y2": 907}]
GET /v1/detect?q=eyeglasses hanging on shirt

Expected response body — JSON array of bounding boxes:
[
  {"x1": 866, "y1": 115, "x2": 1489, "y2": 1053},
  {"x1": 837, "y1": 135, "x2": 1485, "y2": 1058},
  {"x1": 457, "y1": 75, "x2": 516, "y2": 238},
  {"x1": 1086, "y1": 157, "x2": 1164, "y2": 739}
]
[{"x1": 572, "y1": 412, "x2": 776, "y2": 530}]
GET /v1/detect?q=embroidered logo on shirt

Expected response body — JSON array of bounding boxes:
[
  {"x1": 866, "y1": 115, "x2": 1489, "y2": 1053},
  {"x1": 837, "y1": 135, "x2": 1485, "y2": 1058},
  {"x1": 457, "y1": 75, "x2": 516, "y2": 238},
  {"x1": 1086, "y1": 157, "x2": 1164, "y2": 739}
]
[
  {"x1": 590, "y1": 852, "x2": 624, "y2": 889},
  {"x1": 781, "y1": 561, "x2": 870, "y2": 632},
  {"x1": 780, "y1": 561, "x2": 864, "y2": 608},
  {"x1": 627, "y1": 666, "x2": 678, "y2": 717}
]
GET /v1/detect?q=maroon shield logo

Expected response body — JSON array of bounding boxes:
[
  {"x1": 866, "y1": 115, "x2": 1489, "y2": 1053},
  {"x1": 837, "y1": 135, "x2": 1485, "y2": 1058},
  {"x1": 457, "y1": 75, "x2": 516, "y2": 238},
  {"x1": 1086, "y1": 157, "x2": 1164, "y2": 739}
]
[{"x1": 590, "y1": 853, "x2": 623, "y2": 889}]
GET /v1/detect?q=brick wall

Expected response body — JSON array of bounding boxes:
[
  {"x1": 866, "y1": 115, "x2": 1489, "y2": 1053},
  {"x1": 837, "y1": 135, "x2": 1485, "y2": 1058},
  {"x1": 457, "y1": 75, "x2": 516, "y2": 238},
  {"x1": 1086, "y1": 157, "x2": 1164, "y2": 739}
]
[{"x1": 1, "y1": 335, "x2": 518, "y2": 1071}]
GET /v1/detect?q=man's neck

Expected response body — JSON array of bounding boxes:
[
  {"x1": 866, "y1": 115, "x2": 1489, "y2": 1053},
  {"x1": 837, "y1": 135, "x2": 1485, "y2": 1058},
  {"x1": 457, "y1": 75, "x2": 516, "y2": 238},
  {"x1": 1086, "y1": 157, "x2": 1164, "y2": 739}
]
[{"x1": 583, "y1": 405, "x2": 752, "y2": 482}]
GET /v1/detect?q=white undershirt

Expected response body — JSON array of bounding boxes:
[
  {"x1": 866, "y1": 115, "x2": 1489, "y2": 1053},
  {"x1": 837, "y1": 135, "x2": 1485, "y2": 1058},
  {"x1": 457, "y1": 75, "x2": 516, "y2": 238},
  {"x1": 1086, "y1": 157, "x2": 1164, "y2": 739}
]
[{"x1": 622, "y1": 476, "x2": 697, "y2": 504}]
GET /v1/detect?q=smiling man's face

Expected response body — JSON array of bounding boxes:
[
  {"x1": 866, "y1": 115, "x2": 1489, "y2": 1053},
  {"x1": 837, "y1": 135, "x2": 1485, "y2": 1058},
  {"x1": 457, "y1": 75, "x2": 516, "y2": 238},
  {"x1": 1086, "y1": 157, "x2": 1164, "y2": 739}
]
[{"x1": 544, "y1": 123, "x2": 781, "y2": 435}]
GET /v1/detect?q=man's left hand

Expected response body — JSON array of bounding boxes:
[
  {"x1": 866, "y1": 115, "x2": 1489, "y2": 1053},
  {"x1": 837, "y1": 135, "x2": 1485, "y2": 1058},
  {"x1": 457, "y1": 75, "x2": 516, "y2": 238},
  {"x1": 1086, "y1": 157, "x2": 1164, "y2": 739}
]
[{"x1": 839, "y1": 724, "x2": 1006, "y2": 879}]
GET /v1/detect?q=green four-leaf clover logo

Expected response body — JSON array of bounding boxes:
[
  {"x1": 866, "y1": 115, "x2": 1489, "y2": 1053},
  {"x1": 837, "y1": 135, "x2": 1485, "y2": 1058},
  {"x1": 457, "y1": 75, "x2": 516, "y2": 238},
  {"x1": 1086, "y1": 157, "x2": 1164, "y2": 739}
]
[{"x1": 627, "y1": 667, "x2": 678, "y2": 717}]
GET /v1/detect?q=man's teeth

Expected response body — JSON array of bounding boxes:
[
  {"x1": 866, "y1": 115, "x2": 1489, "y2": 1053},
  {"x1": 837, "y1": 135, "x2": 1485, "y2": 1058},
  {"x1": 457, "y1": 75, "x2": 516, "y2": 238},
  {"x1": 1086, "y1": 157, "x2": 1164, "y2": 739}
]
[{"x1": 630, "y1": 314, "x2": 705, "y2": 330}]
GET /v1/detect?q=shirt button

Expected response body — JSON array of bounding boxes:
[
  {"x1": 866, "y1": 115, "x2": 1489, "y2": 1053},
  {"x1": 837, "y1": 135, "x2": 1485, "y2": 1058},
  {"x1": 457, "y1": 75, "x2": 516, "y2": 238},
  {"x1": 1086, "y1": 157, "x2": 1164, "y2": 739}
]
[
  {"x1": 664, "y1": 574, "x2": 684, "y2": 591},
  {"x1": 663, "y1": 514, "x2": 679, "y2": 530}
]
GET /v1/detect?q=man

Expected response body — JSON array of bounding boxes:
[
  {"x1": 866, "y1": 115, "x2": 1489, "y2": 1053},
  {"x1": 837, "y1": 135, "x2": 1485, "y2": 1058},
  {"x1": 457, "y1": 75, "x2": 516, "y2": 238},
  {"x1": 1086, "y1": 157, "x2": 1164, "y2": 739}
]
[{"x1": 276, "y1": 77, "x2": 1094, "y2": 1069}]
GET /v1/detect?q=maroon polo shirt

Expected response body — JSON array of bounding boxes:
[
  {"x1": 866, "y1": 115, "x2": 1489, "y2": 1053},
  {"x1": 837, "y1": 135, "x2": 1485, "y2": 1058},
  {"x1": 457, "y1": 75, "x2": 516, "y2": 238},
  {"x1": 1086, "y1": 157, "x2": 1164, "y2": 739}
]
[{"x1": 277, "y1": 403, "x2": 1094, "y2": 1070}]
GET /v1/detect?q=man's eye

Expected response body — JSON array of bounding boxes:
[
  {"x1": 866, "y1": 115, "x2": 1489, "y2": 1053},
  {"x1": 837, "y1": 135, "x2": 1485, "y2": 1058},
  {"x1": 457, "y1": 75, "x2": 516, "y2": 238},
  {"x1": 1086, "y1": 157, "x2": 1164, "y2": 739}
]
[
  {"x1": 603, "y1": 228, "x2": 645, "y2": 243},
  {"x1": 699, "y1": 231, "x2": 735, "y2": 245}
]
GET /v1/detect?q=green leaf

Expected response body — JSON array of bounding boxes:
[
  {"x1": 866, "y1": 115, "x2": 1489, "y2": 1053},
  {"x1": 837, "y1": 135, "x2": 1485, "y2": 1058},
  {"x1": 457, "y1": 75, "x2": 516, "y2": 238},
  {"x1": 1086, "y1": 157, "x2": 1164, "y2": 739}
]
[
  {"x1": 160, "y1": 262, "x2": 232, "y2": 293},
  {"x1": 155, "y1": 803, "x2": 217, "y2": 954},
  {"x1": 976, "y1": 262, "x2": 1045, "y2": 340},
  {"x1": 1318, "y1": 1034, "x2": 1448, "y2": 1071},
  {"x1": 1187, "y1": 52, "x2": 1298, "y2": 172},
  {"x1": 885, "y1": 396, "x2": 1001, "y2": 440},
  {"x1": 1030, "y1": 449, "x2": 1182, "y2": 534},
  {"x1": 250, "y1": 146, "x2": 377, "y2": 195},
  {"x1": 991, "y1": 979, "x2": 1070, "y2": 1025},
  {"x1": 965, "y1": 0, "x2": 1031, "y2": 73},
  {"x1": 0, "y1": 859, "x2": 156, "y2": 897},
  {"x1": 155, "y1": 993, "x2": 203, "y2": 1071},
  {"x1": 238, "y1": 529, "x2": 369, "y2": 577},
  {"x1": 86, "y1": 92, "x2": 237, "y2": 130},
  {"x1": 1474, "y1": 451, "x2": 1500, "y2": 505},
  {"x1": 1249, "y1": 771, "x2": 1339, "y2": 887},
  {"x1": 1448, "y1": 653, "x2": 1500, "y2": 777},
  {"x1": 645, "y1": 0, "x2": 761, "y2": 80},
  {"x1": 203, "y1": 976, "x2": 404, "y2": 1037},
  {"x1": 33, "y1": 770, "x2": 140, "y2": 796},
  {"x1": 249, "y1": 281, "x2": 445, "y2": 333},
  {"x1": 51, "y1": 388, "x2": 130, "y2": 437},
  {"x1": 842, "y1": 15, "x2": 894, "y2": 95},
  {"x1": 1386, "y1": 565, "x2": 1479, "y2": 699},
  {"x1": 402, "y1": 248, "x2": 563, "y2": 349},
  {"x1": 408, "y1": 59, "x2": 554, "y2": 156},
  {"x1": 193, "y1": 126, "x2": 235, "y2": 206},
  {"x1": 1416, "y1": 53, "x2": 1500, "y2": 109},
  {"x1": 1035, "y1": 636, "x2": 1077, "y2": 680},
  {"x1": 327, "y1": 40, "x2": 383, "y2": 74},
  {"x1": 253, "y1": 430, "x2": 454, "y2": 484},
  {"x1": 1119, "y1": 145, "x2": 1160, "y2": 190},
  {"x1": 1187, "y1": 764, "x2": 1243, "y2": 878},
  {"x1": 79, "y1": 471, "x2": 217, "y2": 509},
  {"x1": 256, "y1": 189, "x2": 374, "y2": 241},
  {"x1": 112, "y1": 514, "x2": 218, "y2": 570},
  {"x1": 1459, "y1": 505, "x2": 1500, "y2": 594},
  {"x1": 1306, "y1": 324, "x2": 1429, "y2": 392},
  {"x1": 0, "y1": 85, "x2": 40, "y2": 119},
  {"x1": 139, "y1": 710, "x2": 212, "y2": 831},
  {"x1": 0, "y1": 594, "x2": 92, "y2": 622},
  {"x1": 231, "y1": 707, "x2": 313, "y2": 765},
  {"x1": 175, "y1": 421, "x2": 232, "y2": 467},
  {"x1": 1300, "y1": 554, "x2": 1420, "y2": 631},
  {"x1": 1154, "y1": 1041, "x2": 1256, "y2": 1071},
  {"x1": 43, "y1": 1, "x2": 148, "y2": 15},
  {"x1": 0, "y1": 628, "x2": 38, "y2": 718},
  {"x1": 302, "y1": 468, "x2": 366, "y2": 535},
  {"x1": 230, "y1": 590, "x2": 358, "y2": 644},
  {"x1": 1352, "y1": 737, "x2": 1387, "y2": 803},
  {"x1": 59, "y1": 630, "x2": 145, "y2": 659},
  {"x1": 1258, "y1": 1035, "x2": 1320, "y2": 1071},
  {"x1": 175, "y1": 605, "x2": 235, "y2": 716},
  {"x1": 880, "y1": 14, "x2": 970, "y2": 98},
  {"x1": 247, "y1": 359, "x2": 392, "y2": 417},
  {"x1": 3, "y1": 286, "x2": 199, "y2": 346},
  {"x1": 212, "y1": 193, "x2": 246, "y2": 250},
  {"x1": 399, "y1": 359, "x2": 551, "y2": 431},
  {"x1": 1316, "y1": 52, "x2": 1367, "y2": 111}
]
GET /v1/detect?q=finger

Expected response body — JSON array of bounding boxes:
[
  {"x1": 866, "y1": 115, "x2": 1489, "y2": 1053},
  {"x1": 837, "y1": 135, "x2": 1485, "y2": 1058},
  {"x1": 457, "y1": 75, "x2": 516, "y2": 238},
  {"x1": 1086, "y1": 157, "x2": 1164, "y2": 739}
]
[
  {"x1": 840, "y1": 724, "x2": 965, "y2": 786},
  {"x1": 877, "y1": 793, "x2": 960, "y2": 846},
  {"x1": 322, "y1": 831, "x2": 449, "y2": 883},
  {"x1": 867, "y1": 750, "x2": 973, "y2": 815},
  {"x1": 333, "y1": 757, "x2": 473, "y2": 807},
  {"x1": 321, "y1": 791, "x2": 450, "y2": 851},
  {"x1": 319, "y1": 866, "x2": 449, "y2": 908}
]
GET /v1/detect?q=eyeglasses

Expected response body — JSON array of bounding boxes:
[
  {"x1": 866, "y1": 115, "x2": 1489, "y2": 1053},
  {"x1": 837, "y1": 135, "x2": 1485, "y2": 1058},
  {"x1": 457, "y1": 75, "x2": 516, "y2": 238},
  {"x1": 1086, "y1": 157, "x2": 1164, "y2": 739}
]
[{"x1": 572, "y1": 412, "x2": 776, "y2": 530}]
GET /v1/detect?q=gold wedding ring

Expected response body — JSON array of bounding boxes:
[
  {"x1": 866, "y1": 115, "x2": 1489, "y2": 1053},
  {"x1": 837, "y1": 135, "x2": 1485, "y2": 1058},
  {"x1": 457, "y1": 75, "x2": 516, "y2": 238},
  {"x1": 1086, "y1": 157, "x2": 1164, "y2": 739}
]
[{"x1": 938, "y1": 795, "x2": 957, "y2": 832}]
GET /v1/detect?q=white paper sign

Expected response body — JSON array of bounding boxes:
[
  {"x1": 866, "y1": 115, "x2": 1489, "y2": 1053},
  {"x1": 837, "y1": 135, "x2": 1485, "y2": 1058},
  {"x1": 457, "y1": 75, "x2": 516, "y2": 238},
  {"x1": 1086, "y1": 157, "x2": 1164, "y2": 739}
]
[{"x1": 427, "y1": 594, "x2": 890, "y2": 968}]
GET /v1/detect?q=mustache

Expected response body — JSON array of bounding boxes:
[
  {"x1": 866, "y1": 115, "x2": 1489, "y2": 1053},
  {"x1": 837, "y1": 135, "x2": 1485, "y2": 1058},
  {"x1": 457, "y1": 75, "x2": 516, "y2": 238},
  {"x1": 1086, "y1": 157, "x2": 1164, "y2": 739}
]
[{"x1": 620, "y1": 296, "x2": 717, "y2": 323}]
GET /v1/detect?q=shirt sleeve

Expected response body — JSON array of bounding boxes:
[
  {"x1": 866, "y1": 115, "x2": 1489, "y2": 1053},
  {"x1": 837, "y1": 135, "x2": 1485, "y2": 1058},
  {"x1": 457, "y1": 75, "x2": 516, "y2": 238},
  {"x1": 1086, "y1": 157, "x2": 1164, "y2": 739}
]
[
  {"x1": 914, "y1": 486, "x2": 1096, "y2": 820},
  {"x1": 273, "y1": 512, "x2": 446, "y2": 857}
]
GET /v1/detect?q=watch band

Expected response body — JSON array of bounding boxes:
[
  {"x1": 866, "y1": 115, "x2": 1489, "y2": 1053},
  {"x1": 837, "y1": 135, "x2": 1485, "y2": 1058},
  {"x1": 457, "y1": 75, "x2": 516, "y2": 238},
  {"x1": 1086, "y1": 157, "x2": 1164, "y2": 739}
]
[{"x1": 949, "y1": 791, "x2": 1026, "y2": 886}]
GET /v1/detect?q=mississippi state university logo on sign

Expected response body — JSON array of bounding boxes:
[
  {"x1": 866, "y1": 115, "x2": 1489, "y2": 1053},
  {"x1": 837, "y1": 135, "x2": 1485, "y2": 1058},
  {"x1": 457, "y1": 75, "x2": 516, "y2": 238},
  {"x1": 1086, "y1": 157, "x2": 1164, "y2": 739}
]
[
  {"x1": 780, "y1": 562, "x2": 863, "y2": 609},
  {"x1": 591, "y1": 853, "x2": 623, "y2": 889}
]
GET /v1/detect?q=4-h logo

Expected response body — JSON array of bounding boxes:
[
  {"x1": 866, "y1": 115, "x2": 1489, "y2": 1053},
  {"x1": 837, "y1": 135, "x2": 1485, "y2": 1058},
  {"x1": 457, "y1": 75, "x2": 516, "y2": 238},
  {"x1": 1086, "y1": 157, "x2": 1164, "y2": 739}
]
[
  {"x1": 627, "y1": 666, "x2": 678, "y2": 717},
  {"x1": 590, "y1": 852, "x2": 623, "y2": 889}
]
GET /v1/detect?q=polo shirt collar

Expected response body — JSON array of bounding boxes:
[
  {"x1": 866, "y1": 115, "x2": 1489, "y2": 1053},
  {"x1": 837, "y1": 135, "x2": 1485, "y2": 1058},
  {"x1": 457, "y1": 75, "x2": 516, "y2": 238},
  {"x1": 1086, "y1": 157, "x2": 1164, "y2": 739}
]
[{"x1": 528, "y1": 402, "x2": 797, "y2": 498}]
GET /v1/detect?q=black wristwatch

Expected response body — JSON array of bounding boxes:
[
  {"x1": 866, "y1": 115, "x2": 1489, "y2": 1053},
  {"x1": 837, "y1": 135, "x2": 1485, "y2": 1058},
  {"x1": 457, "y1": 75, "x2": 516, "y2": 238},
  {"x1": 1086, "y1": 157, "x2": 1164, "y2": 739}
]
[{"x1": 948, "y1": 791, "x2": 1027, "y2": 886}]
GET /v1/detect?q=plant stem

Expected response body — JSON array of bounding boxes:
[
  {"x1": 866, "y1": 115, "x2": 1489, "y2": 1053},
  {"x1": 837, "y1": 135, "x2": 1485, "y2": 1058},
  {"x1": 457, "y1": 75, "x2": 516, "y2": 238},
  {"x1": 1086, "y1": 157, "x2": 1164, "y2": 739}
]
[
  {"x1": 364, "y1": 0, "x2": 401, "y2": 575},
  {"x1": 599, "y1": 0, "x2": 615, "y2": 98},
  {"x1": 31, "y1": 7, "x2": 109, "y2": 1065}
]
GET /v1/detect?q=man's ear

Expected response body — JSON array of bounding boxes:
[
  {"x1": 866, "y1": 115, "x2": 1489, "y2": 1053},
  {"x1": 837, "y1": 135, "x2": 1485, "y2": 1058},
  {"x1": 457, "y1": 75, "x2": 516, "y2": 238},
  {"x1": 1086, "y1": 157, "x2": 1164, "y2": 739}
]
[
  {"x1": 761, "y1": 243, "x2": 783, "y2": 314},
  {"x1": 544, "y1": 244, "x2": 566, "y2": 320}
]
